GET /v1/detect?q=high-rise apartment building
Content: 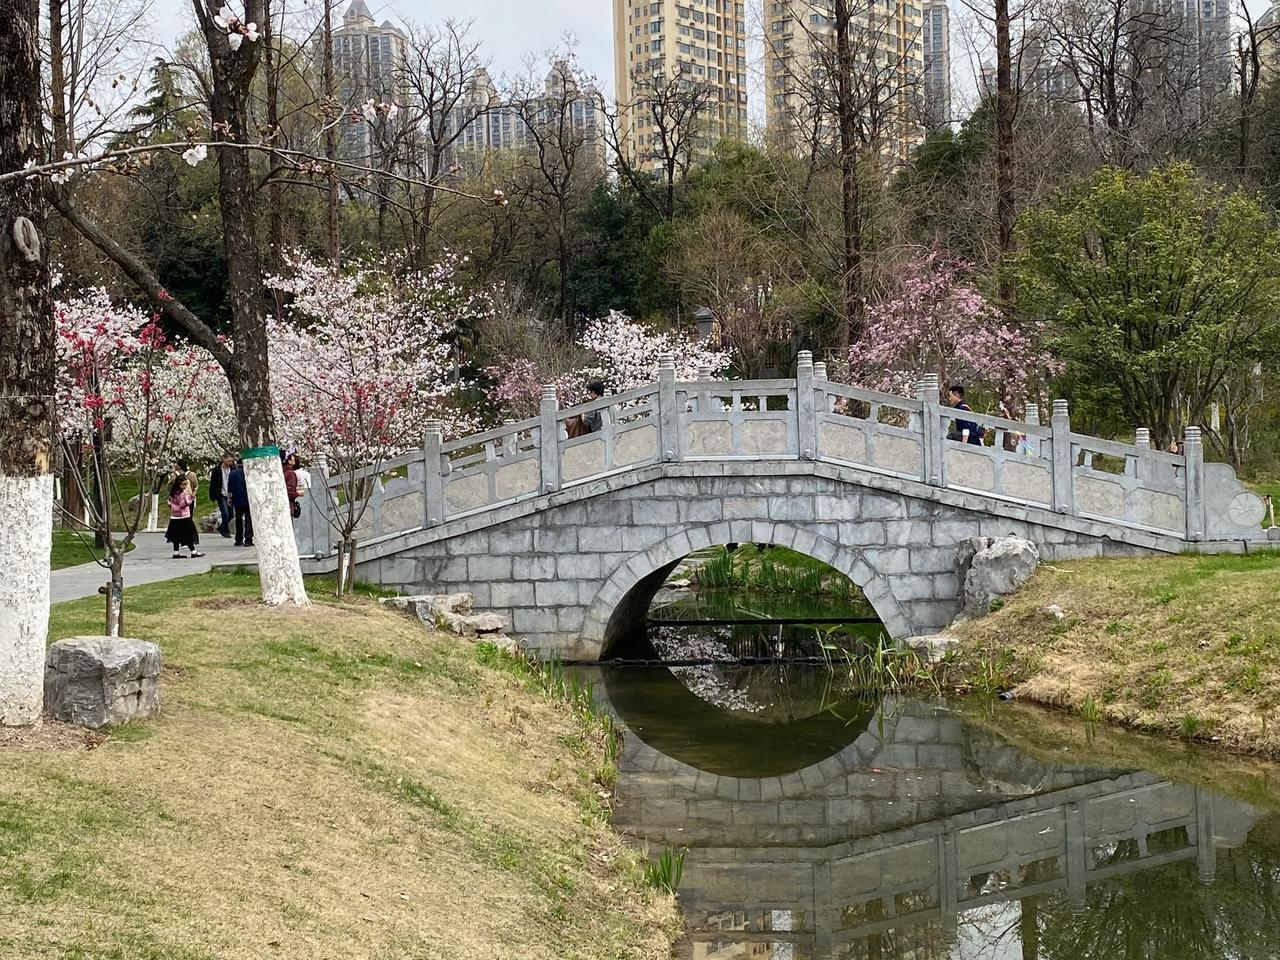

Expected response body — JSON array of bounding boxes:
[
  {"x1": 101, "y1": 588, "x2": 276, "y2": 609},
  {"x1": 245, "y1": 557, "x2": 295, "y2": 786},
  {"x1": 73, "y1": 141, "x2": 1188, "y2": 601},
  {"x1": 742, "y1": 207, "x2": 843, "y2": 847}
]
[
  {"x1": 445, "y1": 63, "x2": 607, "y2": 168},
  {"x1": 920, "y1": 0, "x2": 950, "y2": 128},
  {"x1": 612, "y1": 0, "x2": 750, "y2": 172},
  {"x1": 763, "y1": 0, "x2": 926, "y2": 158},
  {"x1": 1145, "y1": 0, "x2": 1232, "y2": 106},
  {"x1": 331, "y1": 0, "x2": 408, "y2": 163}
]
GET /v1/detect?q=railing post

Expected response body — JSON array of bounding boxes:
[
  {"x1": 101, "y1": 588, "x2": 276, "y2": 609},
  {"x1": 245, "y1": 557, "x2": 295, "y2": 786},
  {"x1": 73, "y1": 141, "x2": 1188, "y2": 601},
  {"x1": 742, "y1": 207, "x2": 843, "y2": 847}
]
[
  {"x1": 814, "y1": 361, "x2": 832, "y2": 414},
  {"x1": 422, "y1": 420, "x2": 444, "y2": 526},
  {"x1": 1051, "y1": 399, "x2": 1074, "y2": 515},
  {"x1": 299, "y1": 452, "x2": 332, "y2": 558},
  {"x1": 1023, "y1": 402, "x2": 1041, "y2": 458},
  {"x1": 916, "y1": 374, "x2": 942, "y2": 485},
  {"x1": 1184, "y1": 426, "x2": 1206, "y2": 541},
  {"x1": 694, "y1": 364, "x2": 712, "y2": 413},
  {"x1": 1134, "y1": 427, "x2": 1152, "y2": 484},
  {"x1": 796, "y1": 350, "x2": 816, "y2": 460},
  {"x1": 539, "y1": 384, "x2": 561, "y2": 493},
  {"x1": 657, "y1": 352, "x2": 681, "y2": 462},
  {"x1": 1195, "y1": 789, "x2": 1217, "y2": 884}
]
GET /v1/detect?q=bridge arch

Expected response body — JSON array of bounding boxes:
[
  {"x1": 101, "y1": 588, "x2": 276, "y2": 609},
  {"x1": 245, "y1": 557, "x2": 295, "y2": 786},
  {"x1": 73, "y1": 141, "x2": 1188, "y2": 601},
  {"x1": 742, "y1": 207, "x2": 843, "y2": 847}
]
[{"x1": 581, "y1": 521, "x2": 917, "y2": 660}]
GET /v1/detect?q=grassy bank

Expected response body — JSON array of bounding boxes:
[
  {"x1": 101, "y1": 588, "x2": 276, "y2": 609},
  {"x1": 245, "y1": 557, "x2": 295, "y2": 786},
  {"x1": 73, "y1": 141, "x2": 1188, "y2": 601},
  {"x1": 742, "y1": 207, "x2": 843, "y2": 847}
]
[
  {"x1": 0, "y1": 573, "x2": 679, "y2": 959},
  {"x1": 949, "y1": 551, "x2": 1280, "y2": 758},
  {"x1": 50, "y1": 530, "x2": 135, "y2": 570}
]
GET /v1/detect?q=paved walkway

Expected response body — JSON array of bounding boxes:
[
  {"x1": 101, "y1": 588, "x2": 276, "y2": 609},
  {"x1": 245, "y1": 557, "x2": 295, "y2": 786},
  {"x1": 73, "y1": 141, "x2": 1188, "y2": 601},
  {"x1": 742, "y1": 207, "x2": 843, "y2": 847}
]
[{"x1": 50, "y1": 530, "x2": 251, "y2": 603}]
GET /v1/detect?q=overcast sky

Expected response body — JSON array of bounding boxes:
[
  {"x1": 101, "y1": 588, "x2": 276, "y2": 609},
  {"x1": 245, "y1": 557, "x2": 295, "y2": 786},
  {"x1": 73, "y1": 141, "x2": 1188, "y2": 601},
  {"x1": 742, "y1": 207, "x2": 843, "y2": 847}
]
[
  {"x1": 142, "y1": 0, "x2": 1276, "y2": 122},
  {"x1": 146, "y1": 0, "x2": 618, "y2": 91}
]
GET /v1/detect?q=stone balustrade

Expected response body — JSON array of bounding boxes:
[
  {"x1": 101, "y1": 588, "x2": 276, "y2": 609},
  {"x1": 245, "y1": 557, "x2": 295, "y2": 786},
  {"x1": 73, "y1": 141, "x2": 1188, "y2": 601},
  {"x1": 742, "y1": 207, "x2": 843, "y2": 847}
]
[{"x1": 295, "y1": 352, "x2": 1266, "y2": 560}]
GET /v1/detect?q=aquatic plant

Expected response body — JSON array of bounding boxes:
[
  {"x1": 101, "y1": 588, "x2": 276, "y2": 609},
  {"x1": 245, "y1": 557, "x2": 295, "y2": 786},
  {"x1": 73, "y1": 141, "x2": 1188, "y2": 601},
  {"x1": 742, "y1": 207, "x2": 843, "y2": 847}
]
[
  {"x1": 642, "y1": 846, "x2": 686, "y2": 894},
  {"x1": 694, "y1": 546, "x2": 736, "y2": 589},
  {"x1": 819, "y1": 630, "x2": 940, "y2": 695},
  {"x1": 968, "y1": 647, "x2": 1016, "y2": 698},
  {"x1": 689, "y1": 546, "x2": 868, "y2": 604}
]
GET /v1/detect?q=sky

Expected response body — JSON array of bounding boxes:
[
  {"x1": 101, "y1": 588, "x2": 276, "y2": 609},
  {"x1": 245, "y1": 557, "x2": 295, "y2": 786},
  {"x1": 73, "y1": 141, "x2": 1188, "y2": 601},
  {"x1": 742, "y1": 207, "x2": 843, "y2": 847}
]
[
  {"x1": 142, "y1": 0, "x2": 1279, "y2": 122},
  {"x1": 146, "y1": 0, "x2": 618, "y2": 92}
]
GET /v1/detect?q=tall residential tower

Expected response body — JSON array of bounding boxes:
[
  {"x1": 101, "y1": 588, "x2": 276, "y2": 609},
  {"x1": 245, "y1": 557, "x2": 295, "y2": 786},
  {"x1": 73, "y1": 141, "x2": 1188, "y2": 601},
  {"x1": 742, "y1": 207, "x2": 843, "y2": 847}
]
[
  {"x1": 763, "y1": 0, "x2": 926, "y2": 158},
  {"x1": 613, "y1": 0, "x2": 750, "y2": 172},
  {"x1": 921, "y1": 0, "x2": 950, "y2": 127},
  {"x1": 331, "y1": 0, "x2": 408, "y2": 162}
]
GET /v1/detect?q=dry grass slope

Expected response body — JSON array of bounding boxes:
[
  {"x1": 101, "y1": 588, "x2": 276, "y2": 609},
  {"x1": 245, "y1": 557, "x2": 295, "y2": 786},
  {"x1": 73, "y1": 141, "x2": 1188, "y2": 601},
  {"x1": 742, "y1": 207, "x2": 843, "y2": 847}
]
[
  {"x1": 951, "y1": 552, "x2": 1280, "y2": 758},
  {"x1": 0, "y1": 572, "x2": 680, "y2": 960}
]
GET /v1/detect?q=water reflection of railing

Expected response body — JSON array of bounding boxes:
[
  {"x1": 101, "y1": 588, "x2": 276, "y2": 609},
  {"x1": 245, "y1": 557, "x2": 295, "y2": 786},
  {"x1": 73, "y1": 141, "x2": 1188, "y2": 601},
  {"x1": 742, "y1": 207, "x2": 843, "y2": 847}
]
[{"x1": 672, "y1": 776, "x2": 1257, "y2": 957}]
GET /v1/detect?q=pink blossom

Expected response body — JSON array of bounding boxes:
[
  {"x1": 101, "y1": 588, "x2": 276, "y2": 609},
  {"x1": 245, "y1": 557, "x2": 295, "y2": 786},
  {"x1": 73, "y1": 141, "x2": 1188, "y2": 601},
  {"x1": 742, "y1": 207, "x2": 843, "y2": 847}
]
[{"x1": 849, "y1": 250, "x2": 1060, "y2": 409}]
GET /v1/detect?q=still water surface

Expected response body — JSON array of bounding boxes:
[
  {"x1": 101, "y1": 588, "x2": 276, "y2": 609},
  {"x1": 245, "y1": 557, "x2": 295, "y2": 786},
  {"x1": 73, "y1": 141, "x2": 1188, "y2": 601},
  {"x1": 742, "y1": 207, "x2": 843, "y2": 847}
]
[{"x1": 597, "y1": 598, "x2": 1280, "y2": 960}]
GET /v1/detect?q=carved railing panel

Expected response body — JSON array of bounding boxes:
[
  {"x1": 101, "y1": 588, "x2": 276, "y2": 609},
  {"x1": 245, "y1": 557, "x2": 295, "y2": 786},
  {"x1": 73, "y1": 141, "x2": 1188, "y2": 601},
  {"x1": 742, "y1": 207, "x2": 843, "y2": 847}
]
[
  {"x1": 557, "y1": 385, "x2": 661, "y2": 485},
  {"x1": 680, "y1": 380, "x2": 799, "y2": 459}
]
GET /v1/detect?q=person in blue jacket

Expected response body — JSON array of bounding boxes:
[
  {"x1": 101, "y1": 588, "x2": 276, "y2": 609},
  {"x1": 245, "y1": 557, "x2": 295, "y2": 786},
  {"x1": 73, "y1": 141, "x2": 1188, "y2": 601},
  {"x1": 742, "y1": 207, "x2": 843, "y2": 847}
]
[
  {"x1": 947, "y1": 384, "x2": 984, "y2": 445},
  {"x1": 228, "y1": 460, "x2": 254, "y2": 547}
]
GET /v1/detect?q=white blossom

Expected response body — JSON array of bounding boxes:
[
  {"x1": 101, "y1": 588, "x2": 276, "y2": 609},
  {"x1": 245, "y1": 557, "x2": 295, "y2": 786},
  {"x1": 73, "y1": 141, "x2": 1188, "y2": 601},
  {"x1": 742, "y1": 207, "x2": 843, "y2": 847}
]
[{"x1": 182, "y1": 144, "x2": 208, "y2": 167}]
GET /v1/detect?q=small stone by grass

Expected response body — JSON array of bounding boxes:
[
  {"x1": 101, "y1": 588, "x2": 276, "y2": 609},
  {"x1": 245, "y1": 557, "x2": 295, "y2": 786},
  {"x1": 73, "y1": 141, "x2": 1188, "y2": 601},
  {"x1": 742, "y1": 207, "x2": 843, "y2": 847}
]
[
  {"x1": 949, "y1": 551, "x2": 1280, "y2": 757},
  {"x1": 0, "y1": 571, "x2": 679, "y2": 959}
]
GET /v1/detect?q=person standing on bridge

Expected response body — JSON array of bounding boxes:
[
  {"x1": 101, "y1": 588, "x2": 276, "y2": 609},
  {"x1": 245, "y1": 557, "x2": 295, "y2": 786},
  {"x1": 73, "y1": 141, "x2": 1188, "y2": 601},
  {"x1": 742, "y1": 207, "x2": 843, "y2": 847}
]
[
  {"x1": 947, "y1": 385, "x2": 984, "y2": 446},
  {"x1": 583, "y1": 381, "x2": 606, "y2": 434}
]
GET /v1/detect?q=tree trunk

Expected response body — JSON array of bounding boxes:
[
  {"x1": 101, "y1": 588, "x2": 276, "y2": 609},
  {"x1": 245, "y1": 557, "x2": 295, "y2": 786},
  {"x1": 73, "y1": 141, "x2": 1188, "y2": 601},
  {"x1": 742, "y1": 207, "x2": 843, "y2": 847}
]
[
  {"x1": 263, "y1": 0, "x2": 284, "y2": 271},
  {"x1": 0, "y1": 0, "x2": 55, "y2": 725},
  {"x1": 49, "y1": 0, "x2": 70, "y2": 153},
  {"x1": 344, "y1": 537, "x2": 359, "y2": 598},
  {"x1": 207, "y1": 11, "x2": 309, "y2": 607},
  {"x1": 995, "y1": 0, "x2": 1016, "y2": 303},
  {"x1": 833, "y1": 0, "x2": 865, "y2": 350},
  {"x1": 60, "y1": 433, "x2": 85, "y2": 528},
  {"x1": 323, "y1": 0, "x2": 340, "y2": 266},
  {"x1": 106, "y1": 551, "x2": 125, "y2": 638}
]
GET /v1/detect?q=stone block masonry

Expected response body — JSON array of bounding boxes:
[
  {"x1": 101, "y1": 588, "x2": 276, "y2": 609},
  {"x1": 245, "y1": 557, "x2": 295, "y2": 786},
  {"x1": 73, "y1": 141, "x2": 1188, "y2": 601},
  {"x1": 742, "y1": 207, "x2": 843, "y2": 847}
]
[
  {"x1": 297, "y1": 359, "x2": 1266, "y2": 660},
  {"x1": 341, "y1": 460, "x2": 1181, "y2": 661}
]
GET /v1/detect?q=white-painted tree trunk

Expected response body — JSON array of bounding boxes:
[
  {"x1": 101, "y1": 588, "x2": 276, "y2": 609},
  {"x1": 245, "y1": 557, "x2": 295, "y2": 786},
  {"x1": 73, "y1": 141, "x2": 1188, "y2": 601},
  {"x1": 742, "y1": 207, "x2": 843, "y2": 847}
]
[
  {"x1": 146, "y1": 493, "x2": 159, "y2": 533},
  {"x1": 0, "y1": 474, "x2": 52, "y2": 725},
  {"x1": 243, "y1": 454, "x2": 309, "y2": 606}
]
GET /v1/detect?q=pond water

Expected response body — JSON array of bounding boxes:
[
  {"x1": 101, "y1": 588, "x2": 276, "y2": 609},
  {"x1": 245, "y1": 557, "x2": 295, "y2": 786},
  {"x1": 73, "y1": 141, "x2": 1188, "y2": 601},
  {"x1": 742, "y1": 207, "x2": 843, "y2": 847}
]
[{"x1": 594, "y1": 592, "x2": 1280, "y2": 960}]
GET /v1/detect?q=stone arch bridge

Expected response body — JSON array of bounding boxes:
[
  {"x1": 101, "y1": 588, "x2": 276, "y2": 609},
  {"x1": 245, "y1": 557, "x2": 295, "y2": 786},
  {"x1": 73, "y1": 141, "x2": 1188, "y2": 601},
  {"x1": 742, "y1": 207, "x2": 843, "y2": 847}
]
[{"x1": 297, "y1": 354, "x2": 1267, "y2": 659}]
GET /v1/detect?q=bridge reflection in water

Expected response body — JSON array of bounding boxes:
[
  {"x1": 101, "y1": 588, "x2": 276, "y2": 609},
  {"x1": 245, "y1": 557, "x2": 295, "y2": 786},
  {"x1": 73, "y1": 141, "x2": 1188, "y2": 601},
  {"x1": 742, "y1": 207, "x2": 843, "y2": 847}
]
[{"x1": 592, "y1": 667, "x2": 1278, "y2": 960}]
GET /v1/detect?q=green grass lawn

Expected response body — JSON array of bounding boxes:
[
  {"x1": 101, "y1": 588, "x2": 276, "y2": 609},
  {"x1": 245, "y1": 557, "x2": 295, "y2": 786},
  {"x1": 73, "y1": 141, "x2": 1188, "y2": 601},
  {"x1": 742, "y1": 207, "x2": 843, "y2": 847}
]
[
  {"x1": 1248, "y1": 481, "x2": 1280, "y2": 526},
  {"x1": 951, "y1": 550, "x2": 1280, "y2": 757},
  {"x1": 0, "y1": 572, "x2": 679, "y2": 959},
  {"x1": 49, "y1": 530, "x2": 135, "y2": 571}
]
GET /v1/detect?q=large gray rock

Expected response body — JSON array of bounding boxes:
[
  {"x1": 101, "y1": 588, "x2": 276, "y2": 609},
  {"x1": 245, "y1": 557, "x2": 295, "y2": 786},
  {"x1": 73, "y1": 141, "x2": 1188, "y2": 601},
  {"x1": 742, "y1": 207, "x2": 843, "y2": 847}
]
[
  {"x1": 44, "y1": 637, "x2": 162, "y2": 728},
  {"x1": 954, "y1": 536, "x2": 993, "y2": 587},
  {"x1": 198, "y1": 510, "x2": 222, "y2": 534},
  {"x1": 962, "y1": 536, "x2": 1040, "y2": 618},
  {"x1": 380, "y1": 593, "x2": 510, "y2": 637}
]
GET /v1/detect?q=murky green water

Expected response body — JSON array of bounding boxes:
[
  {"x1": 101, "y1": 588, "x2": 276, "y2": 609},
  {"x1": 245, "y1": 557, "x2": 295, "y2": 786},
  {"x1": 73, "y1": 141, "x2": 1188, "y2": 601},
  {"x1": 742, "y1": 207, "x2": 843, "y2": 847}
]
[{"x1": 597, "y1": 601, "x2": 1280, "y2": 960}]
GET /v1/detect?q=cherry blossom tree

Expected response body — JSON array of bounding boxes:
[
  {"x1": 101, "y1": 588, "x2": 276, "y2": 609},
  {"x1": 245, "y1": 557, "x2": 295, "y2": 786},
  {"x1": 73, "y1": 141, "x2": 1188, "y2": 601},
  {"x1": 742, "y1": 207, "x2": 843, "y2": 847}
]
[
  {"x1": 849, "y1": 250, "x2": 1057, "y2": 410},
  {"x1": 577, "y1": 310, "x2": 732, "y2": 391},
  {"x1": 267, "y1": 251, "x2": 485, "y2": 595},
  {"x1": 484, "y1": 359, "x2": 587, "y2": 421},
  {"x1": 484, "y1": 311, "x2": 732, "y2": 423},
  {"x1": 56, "y1": 287, "x2": 228, "y2": 635}
]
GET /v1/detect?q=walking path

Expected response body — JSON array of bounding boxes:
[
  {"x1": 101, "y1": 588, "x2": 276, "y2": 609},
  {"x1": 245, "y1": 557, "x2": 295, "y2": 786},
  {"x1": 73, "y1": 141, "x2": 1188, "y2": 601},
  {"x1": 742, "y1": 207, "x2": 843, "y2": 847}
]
[{"x1": 50, "y1": 531, "x2": 251, "y2": 603}]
